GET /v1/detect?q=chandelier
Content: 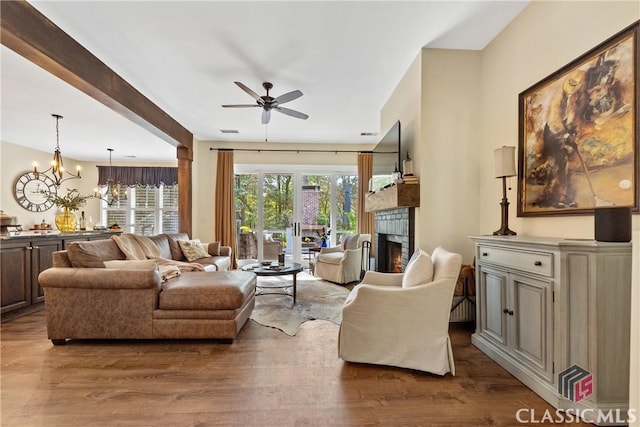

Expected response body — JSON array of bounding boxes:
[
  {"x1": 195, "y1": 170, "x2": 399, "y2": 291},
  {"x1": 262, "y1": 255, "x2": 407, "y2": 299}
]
[
  {"x1": 95, "y1": 148, "x2": 127, "y2": 206},
  {"x1": 33, "y1": 114, "x2": 81, "y2": 187}
]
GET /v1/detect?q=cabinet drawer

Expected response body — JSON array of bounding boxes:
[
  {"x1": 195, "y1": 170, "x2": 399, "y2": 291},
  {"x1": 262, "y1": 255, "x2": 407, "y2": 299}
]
[{"x1": 478, "y1": 245, "x2": 553, "y2": 277}]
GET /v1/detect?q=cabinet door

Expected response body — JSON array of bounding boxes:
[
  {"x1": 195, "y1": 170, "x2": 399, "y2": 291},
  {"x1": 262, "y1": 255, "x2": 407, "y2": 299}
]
[
  {"x1": 31, "y1": 238, "x2": 63, "y2": 303},
  {"x1": 510, "y1": 273, "x2": 554, "y2": 381},
  {"x1": 0, "y1": 242, "x2": 31, "y2": 313},
  {"x1": 477, "y1": 264, "x2": 509, "y2": 348}
]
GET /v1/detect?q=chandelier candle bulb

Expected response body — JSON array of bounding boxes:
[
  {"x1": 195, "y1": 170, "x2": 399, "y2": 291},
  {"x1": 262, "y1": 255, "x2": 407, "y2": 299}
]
[{"x1": 30, "y1": 114, "x2": 82, "y2": 187}]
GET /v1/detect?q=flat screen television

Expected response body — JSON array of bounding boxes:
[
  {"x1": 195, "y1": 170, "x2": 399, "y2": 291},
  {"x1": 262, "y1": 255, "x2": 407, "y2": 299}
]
[{"x1": 370, "y1": 120, "x2": 401, "y2": 191}]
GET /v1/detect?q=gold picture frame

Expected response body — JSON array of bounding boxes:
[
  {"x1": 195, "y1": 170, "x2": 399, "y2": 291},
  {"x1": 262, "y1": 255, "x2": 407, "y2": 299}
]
[{"x1": 518, "y1": 21, "x2": 638, "y2": 216}]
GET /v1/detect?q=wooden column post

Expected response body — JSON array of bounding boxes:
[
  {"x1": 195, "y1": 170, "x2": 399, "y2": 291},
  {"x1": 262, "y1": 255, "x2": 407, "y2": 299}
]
[{"x1": 177, "y1": 145, "x2": 193, "y2": 237}]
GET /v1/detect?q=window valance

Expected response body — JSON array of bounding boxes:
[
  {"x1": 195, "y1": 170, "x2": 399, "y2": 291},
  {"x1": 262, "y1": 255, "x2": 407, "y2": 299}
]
[{"x1": 97, "y1": 166, "x2": 177, "y2": 187}]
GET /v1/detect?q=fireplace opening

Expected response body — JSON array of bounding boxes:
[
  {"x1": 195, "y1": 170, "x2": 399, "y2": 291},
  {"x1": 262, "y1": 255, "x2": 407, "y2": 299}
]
[
  {"x1": 387, "y1": 241, "x2": 403, "y2": 273},
  {"x1": 374, "y1": 208, "x2": 415, "y2": 273}
]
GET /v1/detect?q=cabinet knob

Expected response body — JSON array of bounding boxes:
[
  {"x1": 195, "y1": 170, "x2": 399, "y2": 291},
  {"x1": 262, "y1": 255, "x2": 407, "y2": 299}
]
[
  {"x1": 534, "y1": 260, "x2": 542, "y2": 266},
  {"x1": 508, "y1": 310, "x2": 514, "y2": 316},
  {"x1": 482, "y1": 252, "x2": 489, "y2": 257},
  {"x1": 503, "y1": 308, "x2": 509, "y2": 314}
]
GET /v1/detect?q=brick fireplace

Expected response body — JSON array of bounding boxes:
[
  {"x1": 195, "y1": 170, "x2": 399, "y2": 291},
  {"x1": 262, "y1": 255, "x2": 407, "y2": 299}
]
[{"x1": 374, "y1": 207, "x2": 415, "y2": 272}]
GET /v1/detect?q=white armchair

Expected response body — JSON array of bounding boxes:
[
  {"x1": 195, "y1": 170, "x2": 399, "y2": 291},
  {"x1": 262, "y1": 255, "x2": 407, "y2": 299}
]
[
  {"x1": 314, "y1": 233, "x2": 371, "y2": 285},
  {"x1": 338, "y1": 246, "x2": 463, "y2": 375}
]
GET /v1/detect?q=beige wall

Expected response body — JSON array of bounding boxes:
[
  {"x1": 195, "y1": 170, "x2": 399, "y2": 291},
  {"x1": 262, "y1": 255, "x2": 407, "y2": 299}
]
[
  {"x1": 0, "y1": 140, "x2": 176, "y2": 230},
  {"x1": 191, "y1": 139, "x2": 373, "y2": 242},
  {"x1": 483, "y1": 4, "x2": 638, "y2": 421},
  {"x1": 0, "y1": 141, "x2": 100, "y2": 227},
  {"x1": 380, "y1": 1, "x2": 639, "y2": 421}
]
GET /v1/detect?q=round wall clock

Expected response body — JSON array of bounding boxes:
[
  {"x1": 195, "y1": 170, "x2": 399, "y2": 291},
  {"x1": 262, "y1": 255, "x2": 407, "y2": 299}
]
[{"x1": 14, "y1": 172, "x2": 58, "y2": 212}]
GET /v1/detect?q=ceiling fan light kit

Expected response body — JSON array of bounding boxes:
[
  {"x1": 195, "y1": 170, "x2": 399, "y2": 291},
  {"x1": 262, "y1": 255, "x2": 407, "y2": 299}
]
[{"x1": 222, "y1": 81, "x2": 309, "y2": 125}]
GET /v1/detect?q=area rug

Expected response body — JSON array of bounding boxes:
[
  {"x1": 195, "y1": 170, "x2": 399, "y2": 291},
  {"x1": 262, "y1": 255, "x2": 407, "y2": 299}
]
[{"x1": 249, "y1": 276, "x2": 350, "y2": 336}]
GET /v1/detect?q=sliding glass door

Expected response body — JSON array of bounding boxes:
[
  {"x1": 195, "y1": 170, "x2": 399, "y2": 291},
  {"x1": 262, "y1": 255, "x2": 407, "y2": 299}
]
[{"x1": 235, "y1": 166, "x2": 357, "y2": 266}]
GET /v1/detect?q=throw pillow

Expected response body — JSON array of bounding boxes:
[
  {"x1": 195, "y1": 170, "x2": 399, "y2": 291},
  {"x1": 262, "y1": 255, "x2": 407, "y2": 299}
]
[
  {"x1": 103, "y1": 259, "x2": 158, "y2": 270},
  {"x1": 165, "y1": 233, "x2": 190, "y2": 260},
  {"x1": 264, "y1": 233, "x2": 274, "y2": 242},
  {"x1": 402, "y1": 249, "x2": 434, "y2": 288},
  {"x1": 178, "y1": 239, "x2": 210, "y2": 262},
  {"x1": 208, "y1": 241, "x2": 221, "y2": 256}
]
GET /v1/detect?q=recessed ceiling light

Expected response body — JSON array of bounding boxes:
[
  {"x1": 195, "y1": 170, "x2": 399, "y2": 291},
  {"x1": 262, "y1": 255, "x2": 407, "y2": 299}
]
[
  {"x1": 360, "y1": 132, "x2": 378, "y2": 136},
  {"x1": 125, "y1": 155, "x2": 137, "y2": 158},
  {"x1": 220, "y1": 129, "x2": 239, "y2": 134}
]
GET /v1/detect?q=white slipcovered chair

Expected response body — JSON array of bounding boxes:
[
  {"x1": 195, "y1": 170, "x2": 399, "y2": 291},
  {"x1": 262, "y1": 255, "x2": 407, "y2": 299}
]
[
  {"x1": 338, "y1": 246, "x2": 463, "y2": 375},
  {"x1": 314, "y1": 233, "x2": 371, "y2": 285}
]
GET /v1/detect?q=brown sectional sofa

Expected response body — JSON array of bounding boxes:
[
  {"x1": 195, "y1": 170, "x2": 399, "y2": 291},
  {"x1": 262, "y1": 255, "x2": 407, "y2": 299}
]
[{"x1": 38, "y1": 233, "x2": 256, "y2": 344}]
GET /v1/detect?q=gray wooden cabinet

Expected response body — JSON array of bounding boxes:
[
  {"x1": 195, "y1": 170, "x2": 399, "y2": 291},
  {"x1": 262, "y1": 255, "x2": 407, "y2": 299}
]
[{"x1": 470, "y1": 235, "x2": 632, "y2": 425}]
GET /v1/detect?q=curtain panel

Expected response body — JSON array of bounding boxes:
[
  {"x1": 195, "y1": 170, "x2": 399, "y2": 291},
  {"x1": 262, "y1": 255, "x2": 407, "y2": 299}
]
[
  {"x1": 97, "y1": 166, "x2": 178, "y2": 187},
  {"x1": 357, "y1": 153, "x2": 374, "y2": 242},
  {"x1": 215, "y1": 150, "x2": 238, "y2": 269}
]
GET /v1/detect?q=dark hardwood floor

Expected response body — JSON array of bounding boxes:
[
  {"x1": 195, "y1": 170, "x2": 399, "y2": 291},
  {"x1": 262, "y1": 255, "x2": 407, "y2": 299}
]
[{"x1": 1, "y1": 311, "x2": 588, "y2": 426}]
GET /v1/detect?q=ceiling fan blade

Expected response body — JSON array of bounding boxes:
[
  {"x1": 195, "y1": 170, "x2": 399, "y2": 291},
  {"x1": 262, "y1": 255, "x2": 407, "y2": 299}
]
[
  {"x1": 234, "y1": 81, "x2": 263, "y2": 104},
  {"x1": 274, "y1": 90, "x2": 303, "y2": 105},
  {"x1": 221, "y1": 104, "x2": 260, "y2": 108},
  {"x1": 262, "y1": 109, "x2": 271, "y2": 124},
  {"x1": 275, "y1": 106, "x2": 309, "y2": 120}
]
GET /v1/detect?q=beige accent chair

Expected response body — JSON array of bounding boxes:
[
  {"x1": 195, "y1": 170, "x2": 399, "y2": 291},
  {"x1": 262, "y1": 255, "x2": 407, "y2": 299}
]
[
  {"x1": 338, "y1": 246, "x2": 463, "y2": 375},
  {"x1": 314, "y1": 233, "x2": 371, "y2": 285},
  {"x1": 260, "y1": 232, "x2": 283, "y2": 260}
]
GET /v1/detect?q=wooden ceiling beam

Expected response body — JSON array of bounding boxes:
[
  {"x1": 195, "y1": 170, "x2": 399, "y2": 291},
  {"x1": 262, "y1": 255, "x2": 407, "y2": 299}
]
[{"x1": 0, "y1": 0, "x2": 193, "y2": 150}]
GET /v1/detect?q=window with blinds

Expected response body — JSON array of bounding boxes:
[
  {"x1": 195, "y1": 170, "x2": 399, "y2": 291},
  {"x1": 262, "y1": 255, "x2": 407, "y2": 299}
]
[{"x1": 100, "y1": 185, "x2": 179, "y2": 235}]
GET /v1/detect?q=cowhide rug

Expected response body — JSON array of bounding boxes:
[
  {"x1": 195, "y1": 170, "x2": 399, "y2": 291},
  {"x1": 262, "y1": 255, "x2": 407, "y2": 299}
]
[{"x1": 249, "y1": 275, "x2": 350, "y2": 336}]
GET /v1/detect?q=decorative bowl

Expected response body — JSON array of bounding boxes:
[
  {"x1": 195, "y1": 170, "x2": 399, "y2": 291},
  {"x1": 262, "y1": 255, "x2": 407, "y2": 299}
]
[{"x1": 260, "y1": 261, "x2": 272, "y2": 267}]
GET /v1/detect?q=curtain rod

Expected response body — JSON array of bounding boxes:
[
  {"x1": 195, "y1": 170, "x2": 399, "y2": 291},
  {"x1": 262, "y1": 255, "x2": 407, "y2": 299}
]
[{"x1": 210, "y1": 147, "x2": 373, "y2": 154}]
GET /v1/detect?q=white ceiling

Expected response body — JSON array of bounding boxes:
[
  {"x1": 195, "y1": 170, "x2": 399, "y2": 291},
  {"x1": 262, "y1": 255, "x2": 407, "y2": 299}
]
[{"x1": 1, "y1": 1, "x2": 529, "y2": 163}]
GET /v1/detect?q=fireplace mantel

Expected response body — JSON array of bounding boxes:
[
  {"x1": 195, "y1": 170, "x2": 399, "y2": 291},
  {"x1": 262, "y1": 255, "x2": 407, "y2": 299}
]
[{"x1": 365, "y1": 183, "x2": 420, "y2": 212}]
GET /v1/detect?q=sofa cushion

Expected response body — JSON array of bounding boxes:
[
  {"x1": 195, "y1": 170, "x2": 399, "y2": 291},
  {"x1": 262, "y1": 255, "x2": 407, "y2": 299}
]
[
  {"x1": 112, "y1": 234, "x2": 147, "y2": 260},
  {"x1": 340, "y1": 233, "x2": 352, "y2": 250},
  {"x1": 344, "y1": 233, "x2": 359, "y2": 250},
  {"x1": 196, "y1": 256, "x2": 230, "y2": 271},
  {"x1": 159, "y1": 271, "x2": 256, "y2": 310},
  {"x1": 402, "y1": 249, "x2": 434, "y2": 288},
  {"x1": 208, "y1": 241, "x2": 221, "y2": 256},
  {"x1": 103, "y1": 259, "x2": 158, "y2": 270},
  {"x1": 178, "y1": 239, "x2": 210, "y2": 262},
  {"x1": 148, "y1": 234, "x2": 172, "y2": 259},
  {"x1": 165, "y1": 233, "x2": 190, "y2": 261},
  {"x1": 66, "y1": 239, "x2": 126, "y2": 268}
]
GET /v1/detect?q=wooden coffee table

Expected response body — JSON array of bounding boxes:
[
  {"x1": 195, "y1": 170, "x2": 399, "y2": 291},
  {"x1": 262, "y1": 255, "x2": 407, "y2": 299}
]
[{"x1": 242, "y1": 262, "x2": 304, "y2": 305}]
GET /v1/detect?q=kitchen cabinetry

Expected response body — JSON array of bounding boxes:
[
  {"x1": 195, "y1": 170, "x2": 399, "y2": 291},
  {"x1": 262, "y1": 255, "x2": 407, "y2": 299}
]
[
  {"x1": 470, "y1": 235, "x2": 632, "y2": 425},
  {"x1": 1, "y1": 231, "x2": 116, "y2": 320}
]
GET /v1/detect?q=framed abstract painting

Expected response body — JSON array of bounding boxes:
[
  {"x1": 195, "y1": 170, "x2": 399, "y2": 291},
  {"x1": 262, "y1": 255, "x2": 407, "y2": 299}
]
[{"x1": 517, "y1": 21, "x2": 638, "y2": 216}]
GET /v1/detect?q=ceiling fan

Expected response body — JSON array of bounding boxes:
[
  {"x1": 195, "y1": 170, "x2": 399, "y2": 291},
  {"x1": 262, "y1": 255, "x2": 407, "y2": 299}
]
[{"x1": 222, "y1": 81, "x2": 309, "y2": 125}]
